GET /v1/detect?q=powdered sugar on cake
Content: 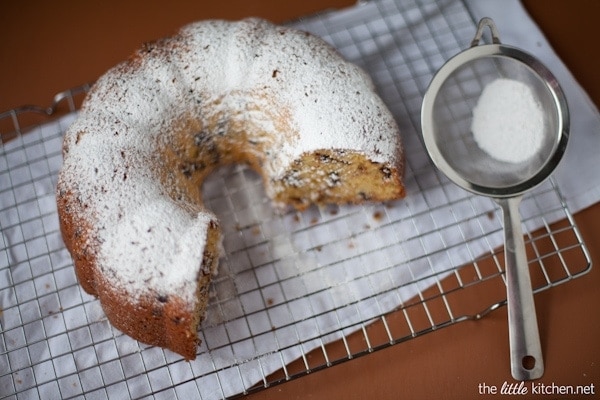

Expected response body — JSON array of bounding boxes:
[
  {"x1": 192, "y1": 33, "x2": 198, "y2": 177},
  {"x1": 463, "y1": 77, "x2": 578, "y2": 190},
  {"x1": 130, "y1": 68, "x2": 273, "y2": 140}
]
[{"x1": 58, "y1": 18, "x2": 402, "y2": 304}]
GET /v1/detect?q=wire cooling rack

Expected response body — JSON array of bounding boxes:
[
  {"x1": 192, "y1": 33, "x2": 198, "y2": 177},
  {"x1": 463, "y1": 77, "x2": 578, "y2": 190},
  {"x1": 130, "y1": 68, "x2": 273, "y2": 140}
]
[{"x1": 0, "y1": 0, "x2": 592, "y2": 398}]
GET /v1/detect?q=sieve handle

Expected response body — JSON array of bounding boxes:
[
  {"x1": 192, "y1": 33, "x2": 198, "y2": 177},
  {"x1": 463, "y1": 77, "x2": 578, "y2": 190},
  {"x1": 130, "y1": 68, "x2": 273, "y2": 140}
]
[{"x1": 497, "y1": 196, "x2": 544, "y2": 381}]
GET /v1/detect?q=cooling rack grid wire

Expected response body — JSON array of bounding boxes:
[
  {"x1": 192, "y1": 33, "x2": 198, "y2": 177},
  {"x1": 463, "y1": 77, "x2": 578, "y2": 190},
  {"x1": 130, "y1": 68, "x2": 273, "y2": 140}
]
[{"x1": 0, "y1": 0, "x2": 592, "y2": 398}]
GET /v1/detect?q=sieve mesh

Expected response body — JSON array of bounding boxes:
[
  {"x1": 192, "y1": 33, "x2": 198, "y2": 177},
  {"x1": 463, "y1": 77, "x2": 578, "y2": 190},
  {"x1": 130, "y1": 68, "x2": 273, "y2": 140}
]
[{"x1": 428, "y1": 53, "x2": 563, "y2": 190}]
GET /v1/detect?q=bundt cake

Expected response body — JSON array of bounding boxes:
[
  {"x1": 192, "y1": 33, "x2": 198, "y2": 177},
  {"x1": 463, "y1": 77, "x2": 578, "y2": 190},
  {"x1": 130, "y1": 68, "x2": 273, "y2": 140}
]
[{"x1": 57, "y1": 18, "x2": 405, "y2": 360}]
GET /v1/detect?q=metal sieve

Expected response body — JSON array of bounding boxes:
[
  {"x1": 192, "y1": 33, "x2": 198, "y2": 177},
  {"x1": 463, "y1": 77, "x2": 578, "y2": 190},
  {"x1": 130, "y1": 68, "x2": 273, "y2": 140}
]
[{"x1": 421, "y1": 18, "x2": 569, "y2": 381}]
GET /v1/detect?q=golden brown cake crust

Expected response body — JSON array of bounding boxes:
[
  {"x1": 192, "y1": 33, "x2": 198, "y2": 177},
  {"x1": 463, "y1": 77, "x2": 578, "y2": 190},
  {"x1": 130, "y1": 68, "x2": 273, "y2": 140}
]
[{"x1": 57, "y1": 185, "x2": 221, "y2": 360}]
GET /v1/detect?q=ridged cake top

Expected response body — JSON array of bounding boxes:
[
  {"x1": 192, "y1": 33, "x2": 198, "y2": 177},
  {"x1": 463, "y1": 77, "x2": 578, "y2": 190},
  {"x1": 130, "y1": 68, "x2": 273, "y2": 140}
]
[{"x1": 58, "y1": 18, "x2": 402, "y2": 302}]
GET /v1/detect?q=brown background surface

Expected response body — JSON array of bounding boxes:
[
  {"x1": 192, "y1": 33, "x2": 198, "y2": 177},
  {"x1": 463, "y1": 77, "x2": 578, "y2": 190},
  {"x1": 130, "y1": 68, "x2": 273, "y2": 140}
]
[{"x1": 2, "y1": 1, "x2": 598, "y2": 399}]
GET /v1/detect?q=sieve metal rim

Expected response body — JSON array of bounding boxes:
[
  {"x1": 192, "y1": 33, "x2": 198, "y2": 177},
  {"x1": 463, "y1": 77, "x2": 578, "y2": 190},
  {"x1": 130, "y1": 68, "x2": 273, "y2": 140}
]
[{"x1": 421, "y1": 43, "x2": 570, "y2": 198}]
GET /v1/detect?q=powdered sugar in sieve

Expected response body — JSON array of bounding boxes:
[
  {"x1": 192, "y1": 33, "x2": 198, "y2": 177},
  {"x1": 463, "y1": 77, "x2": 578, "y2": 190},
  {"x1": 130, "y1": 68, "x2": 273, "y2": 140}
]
[{"x1": 471, "y1": 78, "x2": 544, "y2": 163}]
